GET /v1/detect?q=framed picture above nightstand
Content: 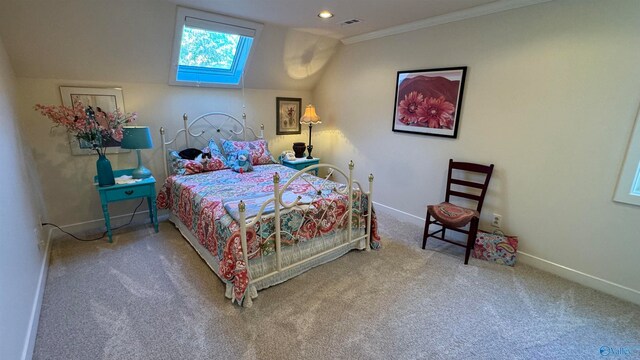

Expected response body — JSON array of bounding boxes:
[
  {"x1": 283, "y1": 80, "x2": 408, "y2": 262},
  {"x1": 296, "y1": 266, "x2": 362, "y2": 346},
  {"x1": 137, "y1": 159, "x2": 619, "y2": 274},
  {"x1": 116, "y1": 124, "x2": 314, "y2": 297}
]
[
  {"x1": 281, "y1": 157, "x2": 320, "y2": 176},
  {"x1": 276, "y1": 97, "x2": 302, "y2": 135}
]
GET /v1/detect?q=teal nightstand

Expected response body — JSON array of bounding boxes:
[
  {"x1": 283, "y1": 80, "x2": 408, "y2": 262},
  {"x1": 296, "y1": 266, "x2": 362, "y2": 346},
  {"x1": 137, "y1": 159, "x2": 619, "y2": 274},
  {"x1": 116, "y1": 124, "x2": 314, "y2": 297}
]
[
  {"x1": 282, "y1": 157, "x2": 320, "y2": 176},
  {"x1": 94, "y1": 169, "x2": 159, "y2": 242}
]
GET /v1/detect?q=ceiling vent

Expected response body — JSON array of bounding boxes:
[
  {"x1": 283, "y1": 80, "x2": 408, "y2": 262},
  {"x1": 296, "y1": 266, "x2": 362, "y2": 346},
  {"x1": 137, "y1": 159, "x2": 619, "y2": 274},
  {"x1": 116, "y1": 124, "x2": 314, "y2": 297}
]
[{"x1": 340, "y1": 19, "x2": 361, "y2": 26}]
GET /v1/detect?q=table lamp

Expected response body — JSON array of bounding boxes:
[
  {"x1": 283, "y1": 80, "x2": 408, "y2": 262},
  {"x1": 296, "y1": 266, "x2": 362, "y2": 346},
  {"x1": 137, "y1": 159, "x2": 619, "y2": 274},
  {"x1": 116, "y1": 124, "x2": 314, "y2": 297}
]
[
  {"x1": 121, "y1": 126, "x2": 154, "y2": 179},
  {"x1": 299, "y1": 104, "x2": 321, "y2": 159}
]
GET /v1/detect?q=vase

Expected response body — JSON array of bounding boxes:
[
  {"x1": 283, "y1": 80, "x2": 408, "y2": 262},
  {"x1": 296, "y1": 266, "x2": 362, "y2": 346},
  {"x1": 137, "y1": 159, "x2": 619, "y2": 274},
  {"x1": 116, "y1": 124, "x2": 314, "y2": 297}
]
[
  {"x1": 292, "y1": 142, "x2": 306, "y2": 158},
  {"x1": 96, "y1": 154, "x2": 115, "y2": 187}
]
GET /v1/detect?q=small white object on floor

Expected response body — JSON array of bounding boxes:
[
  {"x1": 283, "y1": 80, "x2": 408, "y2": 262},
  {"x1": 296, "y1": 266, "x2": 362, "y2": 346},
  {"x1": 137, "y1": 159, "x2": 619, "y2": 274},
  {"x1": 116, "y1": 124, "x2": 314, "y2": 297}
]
[{"x1": 115, "y1": 175, "x2": 142, "y2": 184}]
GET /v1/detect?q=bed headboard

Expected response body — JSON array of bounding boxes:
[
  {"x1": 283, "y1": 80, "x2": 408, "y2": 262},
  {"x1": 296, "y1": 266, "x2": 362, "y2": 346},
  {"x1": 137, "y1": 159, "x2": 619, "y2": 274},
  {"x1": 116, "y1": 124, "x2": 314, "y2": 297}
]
[{"x1": 159, "y1": 112, "x2": 264, "y2": 178}]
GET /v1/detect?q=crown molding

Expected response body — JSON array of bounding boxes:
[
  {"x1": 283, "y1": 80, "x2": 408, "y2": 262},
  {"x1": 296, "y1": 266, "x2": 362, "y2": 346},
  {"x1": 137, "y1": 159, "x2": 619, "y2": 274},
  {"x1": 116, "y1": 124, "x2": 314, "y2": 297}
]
[{"x1": 341, "y1": 0, "x2": 554, "y2": 45}]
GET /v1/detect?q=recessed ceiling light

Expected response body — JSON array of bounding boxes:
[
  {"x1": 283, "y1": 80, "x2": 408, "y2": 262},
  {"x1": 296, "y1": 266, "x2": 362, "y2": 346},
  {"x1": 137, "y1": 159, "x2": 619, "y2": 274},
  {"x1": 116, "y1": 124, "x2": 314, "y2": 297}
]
[{"x1": 318, "y1": 10, "x2": 334, "y2": 19}]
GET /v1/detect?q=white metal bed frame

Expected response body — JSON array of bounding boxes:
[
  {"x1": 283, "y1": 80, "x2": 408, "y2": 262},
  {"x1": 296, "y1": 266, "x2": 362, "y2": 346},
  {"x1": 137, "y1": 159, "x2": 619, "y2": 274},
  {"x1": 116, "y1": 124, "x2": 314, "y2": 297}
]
[{"x1": 160, "y1": 112, "x2": 374, "y2": 307}]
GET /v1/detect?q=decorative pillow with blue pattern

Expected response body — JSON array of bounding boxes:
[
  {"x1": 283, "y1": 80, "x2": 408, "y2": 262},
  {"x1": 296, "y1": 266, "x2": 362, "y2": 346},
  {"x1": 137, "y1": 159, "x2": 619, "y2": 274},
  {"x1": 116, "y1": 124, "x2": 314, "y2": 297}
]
[
  {"x1": 222, "y1": 139, "x2": 275, "y2": 166},
  {"x1": 206, "y1": 139, "x2": 225, "y2": 158}
]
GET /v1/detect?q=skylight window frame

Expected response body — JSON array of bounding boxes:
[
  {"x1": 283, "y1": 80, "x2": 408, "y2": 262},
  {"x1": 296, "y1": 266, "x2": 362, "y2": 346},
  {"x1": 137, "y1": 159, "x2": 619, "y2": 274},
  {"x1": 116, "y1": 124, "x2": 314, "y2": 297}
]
[{"x1": 169, "y1": 7, "x2": 263, "y2": 88}]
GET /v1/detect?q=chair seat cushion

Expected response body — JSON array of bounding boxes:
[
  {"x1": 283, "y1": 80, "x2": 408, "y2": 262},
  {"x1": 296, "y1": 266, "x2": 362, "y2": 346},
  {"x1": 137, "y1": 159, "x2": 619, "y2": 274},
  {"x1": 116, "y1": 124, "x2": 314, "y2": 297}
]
[{"x1": 428, "y1": 202, "x2": 479, "y2": 228}]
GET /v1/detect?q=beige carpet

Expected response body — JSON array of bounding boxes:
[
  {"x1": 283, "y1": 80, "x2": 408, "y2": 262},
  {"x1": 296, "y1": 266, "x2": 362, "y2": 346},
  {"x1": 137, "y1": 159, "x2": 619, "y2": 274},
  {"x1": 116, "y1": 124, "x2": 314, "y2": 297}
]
[{"x1": 33, "y1": 213, "x2": 640, "y2": 359}]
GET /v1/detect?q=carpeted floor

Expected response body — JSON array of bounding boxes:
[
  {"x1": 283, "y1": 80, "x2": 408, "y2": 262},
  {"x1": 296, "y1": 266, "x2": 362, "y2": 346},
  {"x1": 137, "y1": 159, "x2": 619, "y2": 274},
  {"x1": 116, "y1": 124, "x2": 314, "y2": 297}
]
[{"x1": 33, "y1": 212, "x2": 640, "y2": 360}]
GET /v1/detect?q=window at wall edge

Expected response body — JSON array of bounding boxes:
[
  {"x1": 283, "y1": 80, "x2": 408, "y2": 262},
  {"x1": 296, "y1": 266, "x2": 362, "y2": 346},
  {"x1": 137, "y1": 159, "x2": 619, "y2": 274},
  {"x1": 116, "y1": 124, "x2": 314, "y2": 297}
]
[
  {"x1": 169, "y1": 7, "x2": 263, "y2": 88},
  {"x1": 613, "y1": 106, "x2": 640, "y2": 207}
]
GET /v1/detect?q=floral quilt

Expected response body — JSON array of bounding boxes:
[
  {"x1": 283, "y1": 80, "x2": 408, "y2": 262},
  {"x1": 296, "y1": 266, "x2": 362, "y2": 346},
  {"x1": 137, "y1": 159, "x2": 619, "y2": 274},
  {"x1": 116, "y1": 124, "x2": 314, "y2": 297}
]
[{"x1": 157, "y1": 164, "x2": 380, "y2": 304}]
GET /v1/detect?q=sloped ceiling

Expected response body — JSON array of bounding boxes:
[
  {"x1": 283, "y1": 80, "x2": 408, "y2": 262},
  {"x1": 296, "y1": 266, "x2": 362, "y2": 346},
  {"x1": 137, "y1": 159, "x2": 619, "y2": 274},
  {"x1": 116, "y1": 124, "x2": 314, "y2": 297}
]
[
  {"x1": 0, "y1": 0, "x2": 340, "y2": 90},
  {"x1": 0, "y1": 0, "x2": 551, "y2": 90},
  {"x1": 169, "y1": 0, "x2": 500, "y2": 39}
]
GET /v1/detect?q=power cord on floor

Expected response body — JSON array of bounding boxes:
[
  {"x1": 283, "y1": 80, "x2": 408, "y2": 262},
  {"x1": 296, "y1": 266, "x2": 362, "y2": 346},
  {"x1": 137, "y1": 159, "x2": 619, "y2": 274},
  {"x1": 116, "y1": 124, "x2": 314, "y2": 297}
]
[{"x1": 42, "y1": 198, "x2": 145, "y2": 241}]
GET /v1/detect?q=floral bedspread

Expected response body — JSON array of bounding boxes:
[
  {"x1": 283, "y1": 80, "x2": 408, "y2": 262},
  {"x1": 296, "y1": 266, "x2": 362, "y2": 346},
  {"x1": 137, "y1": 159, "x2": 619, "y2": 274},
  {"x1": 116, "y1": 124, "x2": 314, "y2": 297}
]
[{"x1": 157, "y1": 164, "x2": 380, "y2": 304}]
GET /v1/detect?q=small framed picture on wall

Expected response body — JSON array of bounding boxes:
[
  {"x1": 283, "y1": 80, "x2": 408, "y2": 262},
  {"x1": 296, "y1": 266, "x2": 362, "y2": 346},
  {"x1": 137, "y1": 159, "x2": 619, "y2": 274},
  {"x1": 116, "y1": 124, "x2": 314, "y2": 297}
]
[
  {"x1": 392, "y1": 67, "x2": 467, "y2": 138},
  {"x1": 276, "y1": 97, "x2": 302, "y2": 135}
]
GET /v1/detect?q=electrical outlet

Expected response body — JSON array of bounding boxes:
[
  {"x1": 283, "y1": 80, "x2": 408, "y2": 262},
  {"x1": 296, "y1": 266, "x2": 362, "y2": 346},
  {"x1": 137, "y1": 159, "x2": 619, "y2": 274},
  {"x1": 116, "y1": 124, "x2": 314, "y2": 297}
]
[{"x1": 491, "y1": 213, "x2": 502, "y2": 228}]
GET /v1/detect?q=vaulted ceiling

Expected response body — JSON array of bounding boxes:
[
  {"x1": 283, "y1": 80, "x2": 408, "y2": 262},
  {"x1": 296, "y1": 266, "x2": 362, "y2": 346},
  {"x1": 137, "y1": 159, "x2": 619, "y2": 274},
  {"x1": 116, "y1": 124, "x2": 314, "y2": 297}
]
[
  {"x1": 169, "y1": 0, "x2": 500, "y2": 39},
  {"x1": 0, "y1": 0, "x2": 550, "y2": 90}
]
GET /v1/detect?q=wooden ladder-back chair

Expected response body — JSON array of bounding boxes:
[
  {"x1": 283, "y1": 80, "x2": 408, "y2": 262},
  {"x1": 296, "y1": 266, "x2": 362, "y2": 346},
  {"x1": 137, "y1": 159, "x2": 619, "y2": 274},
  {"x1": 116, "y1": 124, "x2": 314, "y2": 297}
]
[{"x1": 422, "y1": 159, "x2": 494, "y2": 264}]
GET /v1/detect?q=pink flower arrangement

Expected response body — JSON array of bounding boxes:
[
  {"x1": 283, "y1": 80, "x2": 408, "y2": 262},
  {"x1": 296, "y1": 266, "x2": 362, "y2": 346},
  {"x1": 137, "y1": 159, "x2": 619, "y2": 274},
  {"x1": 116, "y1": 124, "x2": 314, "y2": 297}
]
[
  {"x1": 34, "y1": 102, "x2": 137, "y2": 156},
  {"x1": 397, "y1": 92, "x2": 455, "y2": 129}
]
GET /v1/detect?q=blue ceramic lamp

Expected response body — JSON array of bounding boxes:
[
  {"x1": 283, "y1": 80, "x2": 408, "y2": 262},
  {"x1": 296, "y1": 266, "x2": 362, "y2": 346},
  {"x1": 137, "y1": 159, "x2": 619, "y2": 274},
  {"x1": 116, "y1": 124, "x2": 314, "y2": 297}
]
[{"x1": 121, "y1": 126, "x2": 154, "y2": 179}]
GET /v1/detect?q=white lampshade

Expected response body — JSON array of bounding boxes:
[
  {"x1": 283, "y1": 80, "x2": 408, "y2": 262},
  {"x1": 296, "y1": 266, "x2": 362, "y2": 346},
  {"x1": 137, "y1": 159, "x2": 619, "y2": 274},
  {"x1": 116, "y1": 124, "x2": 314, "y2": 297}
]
[{"x1": 300, "y1": 104, "x2": 321, "y2": 125}]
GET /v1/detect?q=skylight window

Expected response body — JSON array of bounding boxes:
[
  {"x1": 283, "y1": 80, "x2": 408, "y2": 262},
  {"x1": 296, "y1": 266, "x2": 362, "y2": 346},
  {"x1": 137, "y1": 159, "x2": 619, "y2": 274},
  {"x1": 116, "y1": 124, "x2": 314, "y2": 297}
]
[
  {"x1": 170, "y1": 7, "x2": 263, "y2": 88},
  {"x1": 179, "y1": 27, "x2": 240, "y2": 70}
]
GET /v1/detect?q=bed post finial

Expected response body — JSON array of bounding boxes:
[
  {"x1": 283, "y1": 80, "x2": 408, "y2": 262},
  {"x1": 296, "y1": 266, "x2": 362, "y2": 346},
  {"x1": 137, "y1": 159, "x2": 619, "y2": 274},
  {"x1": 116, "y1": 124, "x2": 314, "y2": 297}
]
[
  {"x1": 349, "y1": 160, "x2": 354, "y2": 170},
  {"x1": 160, "y1": 127, "x2": 167, "y2": 178},
  {"x1": 183, "y1": 113, "x2": 190, "y2": 148},
  {"x1": 369, "y1": 173, "x2": 374, "y2": 182},
  {"x1": 241, "y1": 113, "x2": 247, "y2": 140},
  {"x1": 238, "y1": 200, "x2": 246, "y2": 213},
  {"x1": 273, "y1": 172, "x2": 280, "y2": 184}
]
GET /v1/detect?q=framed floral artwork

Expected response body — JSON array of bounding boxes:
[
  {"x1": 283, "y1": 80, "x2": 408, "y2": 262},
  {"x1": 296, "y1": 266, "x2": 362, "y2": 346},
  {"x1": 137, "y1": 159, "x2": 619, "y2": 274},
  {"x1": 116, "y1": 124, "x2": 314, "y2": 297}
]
[
  {"x1": 276, "y1": 97, "x2": 302, "y2": 135},
  {"x1": 392, "y1": 67, "x2": 467, "y2": 138},
  {"x1": 60, "y1": 86, "x2": 131, "y2": 155}
]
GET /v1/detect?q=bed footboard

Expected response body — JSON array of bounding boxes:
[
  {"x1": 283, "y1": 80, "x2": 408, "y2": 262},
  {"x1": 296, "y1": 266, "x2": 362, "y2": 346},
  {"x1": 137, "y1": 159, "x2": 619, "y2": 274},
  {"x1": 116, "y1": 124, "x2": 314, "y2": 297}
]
[{"x1": 237, "y1": 161, "x2": 374, "y2": 307}]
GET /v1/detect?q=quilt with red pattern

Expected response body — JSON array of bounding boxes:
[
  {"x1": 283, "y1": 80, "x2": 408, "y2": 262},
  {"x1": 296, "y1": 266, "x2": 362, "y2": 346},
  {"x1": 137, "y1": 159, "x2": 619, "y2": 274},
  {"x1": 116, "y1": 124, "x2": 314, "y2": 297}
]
[{"x1": 157, "y1": 164, "x2": 380, "y2": 304}]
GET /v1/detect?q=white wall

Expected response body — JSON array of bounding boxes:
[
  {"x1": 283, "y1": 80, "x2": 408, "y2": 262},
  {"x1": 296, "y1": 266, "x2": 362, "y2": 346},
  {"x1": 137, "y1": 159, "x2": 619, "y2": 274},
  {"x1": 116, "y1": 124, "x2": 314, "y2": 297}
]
[
  {"x1": 314, "y1": 0, "x2": 640, "y2": 298},
  {"x1": 17, "y1": 80, "x2": 318, "y2": 226},
  {"x1": 0, "y1": 0, "x2": 339, "y2": 91},
  {"x1": 0, "y1": 35, "x2": 48, "y2": 360}
]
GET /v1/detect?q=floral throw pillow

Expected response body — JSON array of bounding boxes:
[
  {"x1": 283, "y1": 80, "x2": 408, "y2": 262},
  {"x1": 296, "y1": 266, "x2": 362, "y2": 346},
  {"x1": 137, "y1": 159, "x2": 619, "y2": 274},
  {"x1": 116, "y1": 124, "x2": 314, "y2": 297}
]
[
  {"x1": 222, "y1": 139, "x2": 275, "y2": 166},
  {"x1": 168, "y1": 150, "x2": 227, "y2": 176}
]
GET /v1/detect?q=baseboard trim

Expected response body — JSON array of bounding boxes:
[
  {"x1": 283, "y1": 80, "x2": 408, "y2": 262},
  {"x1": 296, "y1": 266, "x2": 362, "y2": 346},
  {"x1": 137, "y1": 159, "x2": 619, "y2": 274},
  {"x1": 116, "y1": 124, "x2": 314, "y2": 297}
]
[
  {"x1": 517, "y1": 251, "x2": 640, "y2": 305},
  {"x1": 373, "y1": 201, "x2": 425, "y2": 226},
  {"x1": 52, "y1": 210, "x2": 169, "y2": 238},
  {"x1": 375, "y1": 200, "x2": 640, "y2": 306},
  {"x1": 21, "y1": 227, "x2": 53, "y2": 360}
]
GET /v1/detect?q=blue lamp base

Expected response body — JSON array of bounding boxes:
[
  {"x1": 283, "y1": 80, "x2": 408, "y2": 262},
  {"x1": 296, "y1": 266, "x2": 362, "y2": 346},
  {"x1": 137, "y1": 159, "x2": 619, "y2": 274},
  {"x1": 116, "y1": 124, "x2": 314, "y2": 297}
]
[
  {"x1": 132, "y1": 149, "x2": 152, "y2": 179},
  {"x1": 132, "y1": 166, "x2": 151, "y2": 179}
]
